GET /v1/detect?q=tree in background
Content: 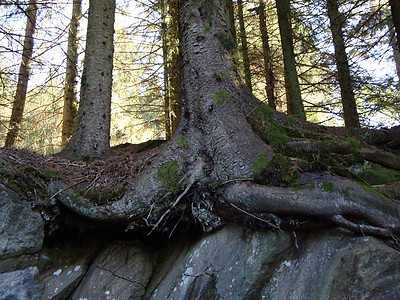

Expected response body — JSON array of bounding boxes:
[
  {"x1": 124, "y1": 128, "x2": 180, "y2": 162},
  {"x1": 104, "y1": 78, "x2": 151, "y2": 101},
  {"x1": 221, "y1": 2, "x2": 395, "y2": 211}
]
[
  {"x1": 237, "y1": 0, "x2": 252, "y2": 91},
  {"x1": 60, "y1": 0, "x2": 116, "y2": 159},
  {"x1": 4, "y1": 0, "x2": 38, "y2": 147},
  {"x1": 61, "y1": 0, "x2": 82, "y2": 148},
  {"x1": 276, "y1": 0, "x2": 306, "y2": 120},
  {"x1": 257, "y1": 0, "x2": 276, "y2": 109},
  {"x1": 389, "y1": 0, "x2": 400, "y2": 52},
  {"x1": 326, "y1": 0, "x2": 360, "y2": 128}
]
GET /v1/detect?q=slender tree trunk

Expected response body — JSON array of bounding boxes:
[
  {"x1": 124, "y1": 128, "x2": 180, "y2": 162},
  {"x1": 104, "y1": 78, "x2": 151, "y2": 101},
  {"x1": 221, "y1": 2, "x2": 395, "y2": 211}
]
[
  {"x1": 61, "y1": 0, "x2": 82, "y2": 148},
  {"x1": 237, "y1": 0, "x2": 252, "y2": 91},
  {"x1": 388, "y1": 8, "x2": 400, "y2": 81},
  {"x1": 227, "y1": 0, "x2": 236, "y2": 40},
  {"x1": 326, "y1": 0, "x2": 360, "y2": 128},
  {"x1": 4, "y1": 0, "x2": 38, "y2": 148},
  {"x1": 276, "y1": 0, "x2": 306, "y2": 120},
  {"x1": 389, "y1": 0, "x2": 400, "y2": 52},
  {"x1": 168, "y1": 0, "x2": 181, "y2": 135},
  {"x1": 60, "y1": 0, "x2": 115, "y2": 160},
  {"x1": 258, "y1": 0, "x2": 276, "y2": 109},
  {"x1": 161, "y1": 0, "x2": 171, "y2": 139}
]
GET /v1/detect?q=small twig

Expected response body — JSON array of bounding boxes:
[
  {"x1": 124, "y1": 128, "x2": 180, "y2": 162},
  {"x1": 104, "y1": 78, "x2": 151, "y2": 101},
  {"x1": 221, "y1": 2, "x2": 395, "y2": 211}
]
[
  {"x1": 169, "y1": 210, "x2": 185, "y2": 238},
  {"x1": 49, "y1": 178, "x2": 88, "y2": 200},
  {"x1": 220, "y1": 178, "x2": 251, "y2": 186},
  {"x1": 82, "y1": 174, "x2": 101, "y2": 198},
  {"x1": 148, "y1": 179, "x2": 194, "y2": 235},
  {"x1": 229, "y1": 202, "x2": 282, "y2": 231}
]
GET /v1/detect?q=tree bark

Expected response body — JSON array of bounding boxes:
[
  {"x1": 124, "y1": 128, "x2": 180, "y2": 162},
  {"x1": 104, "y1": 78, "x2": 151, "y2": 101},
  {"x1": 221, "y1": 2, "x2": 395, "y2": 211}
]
[
  {"x1": 276, "y1": 0, "x2": 306, "y2": 120},
  {"x1": 168, "y1": 0, "x2": 181, "y2": 136},
  {"x1": 60, "y1": 0, "x2": 115, "y2": 160},
  {"x1": 258, "y1": 0, "x2": 276, "y2": 110},
  {"x1": 237, "y1": 0, "x2": 252, "y2": 91},
  {"x1": 4, "y1": 0, "x2": 38, "y2": 148},
  {"x1": 61, "y1": 0, "x2": 82, "y2": 148},
  {"x1": 161, "y1": 0, "x2": 172, "y2": 139},
  {"x1": 389, "y1": 0, "x2": 400, "y2": 52},
  {"x1": 326, "y1": 0, "x2": 360, "y2": 128}
]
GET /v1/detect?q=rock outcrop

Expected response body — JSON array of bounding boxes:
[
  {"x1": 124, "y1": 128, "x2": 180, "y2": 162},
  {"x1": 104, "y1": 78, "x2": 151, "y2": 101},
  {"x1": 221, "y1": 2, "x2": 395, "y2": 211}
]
[{"x1": 1, "y1": 184, "x2": 399, "y2": 299}]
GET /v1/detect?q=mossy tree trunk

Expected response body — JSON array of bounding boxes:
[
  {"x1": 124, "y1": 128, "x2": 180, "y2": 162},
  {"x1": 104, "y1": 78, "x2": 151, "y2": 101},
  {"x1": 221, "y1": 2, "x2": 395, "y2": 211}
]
[
  {"x1": 60, "y1": 0, "x2": 115, "y2": 160},
  {"x1": 5, "y1": 0, "x2": 38, "y2": 148},
  {"x1": 326, "y1": 0, "x2": 360, "y2": 128},
  {"x1": 61, "y1": 0, "x2": 82, "y2": 148},
  {"x1": 276, "y1": 0, "x2": 306, "y2": 120},
  {"x1": 51, "y1": 0, "x2": 400, "y2": 239}
]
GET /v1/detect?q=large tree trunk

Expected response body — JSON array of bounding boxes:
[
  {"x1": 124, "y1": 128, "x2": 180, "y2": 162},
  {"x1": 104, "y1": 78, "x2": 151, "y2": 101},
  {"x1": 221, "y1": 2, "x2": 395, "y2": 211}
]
[
  {"x1": 237, "y1": 0, "x2": 252, "y2": 91},
  {"x1": 326, "y1": 0, "x2": 360, "y2": 128},
  {"x1": 276, "y1": 0, "x2": 306, "y2": 120},
  {"x1": 4, "y1": 0, "x2": 38, "y2": 148},
  {"x1": 258, "y1": 0, "x2": 276, "y2": 110},
  {"x1": 49, "y1": 0, "x2": 400, "y2": 239},
  {"x1": 61, "y1": 0, "x2": 82, "y2": 148},
  {"x1": 60, "y1": 0, "x2": 115, "y2": 160}
]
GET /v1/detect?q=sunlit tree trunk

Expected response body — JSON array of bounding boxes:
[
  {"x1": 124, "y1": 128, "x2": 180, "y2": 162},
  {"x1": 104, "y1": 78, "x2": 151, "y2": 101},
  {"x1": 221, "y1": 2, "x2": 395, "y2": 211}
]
[
  {"x1": 161, "y1": 0, "x2": 171, "y2": 139},
  {"x1": 60, "y1": 0, "x2": 115, "y2": 159},
  {"x1": 168, "y1": 0, "x2": 181, "y2": 135},
  {"x1": 258, "y1": 0, "x2": 276, "y2": 109},
  {"x1": 237, "y1": 0, "x2": 252, "y2": 91},
  {"x1": 61, "y1": 0, "x2": 82, "y2": 148},
  {"x1": 5, "y1": 0, "x2": 38, "y2": 147},
  {"x1": 326, "y1": 0, "x2": 360, "y2": 128},
  {"x1": 276, "y1": 0, "x2": 306, "y2": 120}
]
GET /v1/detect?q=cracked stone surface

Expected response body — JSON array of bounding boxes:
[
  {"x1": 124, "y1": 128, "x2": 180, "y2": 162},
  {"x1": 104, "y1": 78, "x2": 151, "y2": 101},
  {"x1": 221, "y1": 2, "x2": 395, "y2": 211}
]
[
  {"x1": 0, "y1": 184, "x2": 44, "y2": 273},
  {"x1": 0, "y1": 266, "x2": 43, "y2": 300},
  {"x1": 71, "y1": 242, "x2": 153, "y2": 300}
]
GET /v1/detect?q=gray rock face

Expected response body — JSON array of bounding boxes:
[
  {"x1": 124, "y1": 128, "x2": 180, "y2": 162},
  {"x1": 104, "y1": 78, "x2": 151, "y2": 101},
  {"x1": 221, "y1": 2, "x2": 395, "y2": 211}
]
[
  {"x1": 0, "y1": 267, "x2": 43, "y2": 300},
  {"x1": 261, "y1": 229, "x2": 400, "y2": 299},
  {"x1": 71, "y1": 242, "x2": 153, "y2": 300},
  {"x1": 144, "y1": 225, "x2": 292, "y2": 299},
  {"x1": 0, "y1": 184, "x2": 44, "y2": 273}
]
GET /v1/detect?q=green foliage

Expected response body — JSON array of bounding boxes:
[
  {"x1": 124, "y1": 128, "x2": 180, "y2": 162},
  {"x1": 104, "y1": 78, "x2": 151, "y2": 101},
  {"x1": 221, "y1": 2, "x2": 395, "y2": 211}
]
[
  {"x1": 213, "y1": 90, "x2": 229, "y2": 105},
  {"x1": 157, "y1": 160, "x2": 181, "y2": 191}
]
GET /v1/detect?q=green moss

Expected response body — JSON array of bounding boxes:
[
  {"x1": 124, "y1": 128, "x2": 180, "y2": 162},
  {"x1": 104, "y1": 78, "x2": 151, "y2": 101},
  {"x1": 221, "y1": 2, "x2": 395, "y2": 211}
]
[
  {"x1": 256, "y1": 104, "x2": 274, "y2": 122},
  {"x1": 70, "y1": 194, "x2": 83, "y2": 206},
  {"x1": 214, "y1": 72, "x2": 226, "y2": 80},
  {"x1": 343, "y1": 137, "x2": 362, "y2": 151},
  {"x1": 353, "y1": 162, "x2": 400, "y2": 185},
  {"x1": 216, "y1": 32, "x2": 237, "y2": 51},
  {"x1": 341, "y1": 187, "x2": 353, "y2": 198},
  {"x1": 157, "y1": 160, "x2": 181, "y2": 191},
  {"x1": 213, "y1": 89, "x2": 229, "y2": 105},
  {"x1": 321, "y1": 182, "x2": 335, "y2": 193},
  {"x1": 252, "y1": 153, "x2": 270, "y2": 173},
  {"x1": 267, "y1": 123, "x2": 290, "y2": 150},
  {"x1": 176, "y1": 135, "x2": 189, "y2": 148},
  {"x1": 42, "y1": 170, "x2": 61, "y2": 180}
]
